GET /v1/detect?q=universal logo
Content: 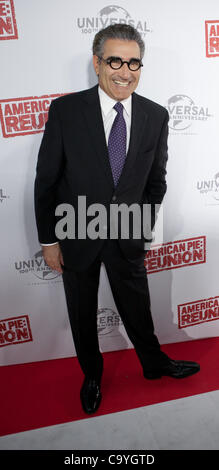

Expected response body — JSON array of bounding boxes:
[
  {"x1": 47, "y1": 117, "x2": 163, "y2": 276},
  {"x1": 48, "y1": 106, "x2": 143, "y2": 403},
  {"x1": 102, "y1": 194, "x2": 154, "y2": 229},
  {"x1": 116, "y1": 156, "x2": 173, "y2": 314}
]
[
  {"x1": 77, "y1": 5, "x2": 151, "y2": 37},
  {"x1": 15, "y1": 250, "x2": 61, "y2": 281},
  {"x1": 166, "y1": 95, "x2": 212, "y2": 132},
  {"x1": 97, "y1": 308, "x2": 123, "y2": 336},
  {"x1": 197, "y1": 172, "x2": 219, "y2": 203},
  {"x1": 0, "y1": 188, "x2": 9, "y2": 203}
]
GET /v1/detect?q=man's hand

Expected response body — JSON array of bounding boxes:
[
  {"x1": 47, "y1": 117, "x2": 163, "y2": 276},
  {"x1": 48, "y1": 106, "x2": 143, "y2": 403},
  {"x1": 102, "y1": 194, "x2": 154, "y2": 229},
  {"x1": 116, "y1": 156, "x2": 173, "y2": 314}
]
[{"x1": 42, "y1": 244, "x2": 64, "y2": 274}]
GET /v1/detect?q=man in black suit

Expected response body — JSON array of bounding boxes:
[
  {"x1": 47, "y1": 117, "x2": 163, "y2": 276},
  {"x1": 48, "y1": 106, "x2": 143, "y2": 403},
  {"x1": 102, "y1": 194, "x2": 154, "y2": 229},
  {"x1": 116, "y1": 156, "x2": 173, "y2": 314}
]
[{"x1": 34, "y1": 24, "x2": 200, "y2": 414}]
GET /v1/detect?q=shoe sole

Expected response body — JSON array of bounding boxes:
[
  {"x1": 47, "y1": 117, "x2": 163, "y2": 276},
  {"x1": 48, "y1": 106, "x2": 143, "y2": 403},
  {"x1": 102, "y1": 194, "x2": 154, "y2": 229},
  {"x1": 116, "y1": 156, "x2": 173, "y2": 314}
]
[{"x1": 144, "y1": 367, "x2": 200, "y2": 380}]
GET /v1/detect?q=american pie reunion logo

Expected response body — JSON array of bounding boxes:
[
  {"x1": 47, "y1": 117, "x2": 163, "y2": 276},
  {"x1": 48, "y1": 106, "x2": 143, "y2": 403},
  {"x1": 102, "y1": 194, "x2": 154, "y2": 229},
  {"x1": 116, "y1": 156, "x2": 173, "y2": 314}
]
[
  {"x1": 0, "y1": 93, "x2": 66, "y2": 137},
  {"x1": 145, "y1": 236, "x2": 206, "y2": 274},
  {"x1": 0, "y1": 0, "x2": 18, "y2": 40},
  {"x1": 0, "y1": 315, "x2": 33, "y2": 347},
  {"x1": 205, "y1": 20, "x2": 219, "y2": 57},
  {"x1": 178, "y1": 296, "x2": 219, "y2": 328}
]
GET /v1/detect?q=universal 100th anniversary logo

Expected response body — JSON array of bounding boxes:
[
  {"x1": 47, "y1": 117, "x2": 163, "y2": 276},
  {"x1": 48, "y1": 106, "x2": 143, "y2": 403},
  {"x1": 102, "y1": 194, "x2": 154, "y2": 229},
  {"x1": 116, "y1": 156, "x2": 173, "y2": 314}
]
[
  {"x1": 166, "y1": 95, "x2": 212, "y2": 134},
  {"x1": 15, "y1": 250, "x2": 62, "y2": 284},
  {"x1": 77, "y1": 5, "x2": 151, "y2": 36}
]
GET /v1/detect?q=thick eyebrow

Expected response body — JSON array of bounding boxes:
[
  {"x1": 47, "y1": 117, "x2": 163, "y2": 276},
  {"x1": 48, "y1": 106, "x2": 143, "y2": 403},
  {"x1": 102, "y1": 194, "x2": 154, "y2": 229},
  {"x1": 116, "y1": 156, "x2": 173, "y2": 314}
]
[
  {"x1": 105, "y1": 56, "x2": 121, "y2": 60},
  {"x1": 105, "y1": 56, "x2": 141, "y2": 61}
]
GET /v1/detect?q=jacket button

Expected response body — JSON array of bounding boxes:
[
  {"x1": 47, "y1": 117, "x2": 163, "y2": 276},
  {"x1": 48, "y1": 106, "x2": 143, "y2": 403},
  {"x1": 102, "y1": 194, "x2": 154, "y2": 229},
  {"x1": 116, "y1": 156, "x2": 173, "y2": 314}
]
[{"x1": 112, "y1": 195, "x2": 117, "y2": 201}]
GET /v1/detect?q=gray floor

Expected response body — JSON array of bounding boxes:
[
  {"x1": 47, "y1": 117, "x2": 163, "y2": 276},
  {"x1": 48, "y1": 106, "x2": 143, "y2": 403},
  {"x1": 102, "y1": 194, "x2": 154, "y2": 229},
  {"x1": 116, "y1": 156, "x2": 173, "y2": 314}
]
[{"x1": 1, "y1": 390, "x2": 219, "y2": 450}]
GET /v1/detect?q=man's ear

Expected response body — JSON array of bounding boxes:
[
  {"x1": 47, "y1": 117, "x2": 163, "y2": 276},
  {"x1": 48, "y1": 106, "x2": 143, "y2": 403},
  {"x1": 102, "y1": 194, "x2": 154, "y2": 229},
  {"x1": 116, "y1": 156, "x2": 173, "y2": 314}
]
[{"x1": 93, "y1": 55, "x2": 99, "y2": 76}]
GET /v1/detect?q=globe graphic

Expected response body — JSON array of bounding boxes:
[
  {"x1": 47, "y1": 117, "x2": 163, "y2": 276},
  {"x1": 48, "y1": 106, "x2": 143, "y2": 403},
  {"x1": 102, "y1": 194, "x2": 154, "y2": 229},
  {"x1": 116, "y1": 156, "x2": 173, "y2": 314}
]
[
  {"x1": 97, "y1": 308, "x2": 118, "y2": 335},
  {"x1": 99, "y1": 5, "x2": 131, "y2": 21},
  {"x1": 168, "y1": 94, "x2": 194, "y2": 130},
  {"x1": 33, "y1": 250, "x2": 61, "y2": 280}
]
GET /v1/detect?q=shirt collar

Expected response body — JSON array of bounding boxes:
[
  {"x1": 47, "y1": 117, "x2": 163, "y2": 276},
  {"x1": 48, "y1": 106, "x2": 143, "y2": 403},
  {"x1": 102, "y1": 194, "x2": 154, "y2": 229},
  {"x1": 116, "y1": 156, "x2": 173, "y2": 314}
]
[{"x1": 98, "y1": 85, "x2": 132, "y2": 118}]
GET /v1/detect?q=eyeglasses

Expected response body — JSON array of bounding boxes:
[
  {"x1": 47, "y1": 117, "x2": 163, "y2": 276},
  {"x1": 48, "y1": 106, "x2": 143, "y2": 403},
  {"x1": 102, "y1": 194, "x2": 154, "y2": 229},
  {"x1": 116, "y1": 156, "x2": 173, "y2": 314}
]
[{"x1": 98, "y1": 56, "x2": 143, "y2": 71}]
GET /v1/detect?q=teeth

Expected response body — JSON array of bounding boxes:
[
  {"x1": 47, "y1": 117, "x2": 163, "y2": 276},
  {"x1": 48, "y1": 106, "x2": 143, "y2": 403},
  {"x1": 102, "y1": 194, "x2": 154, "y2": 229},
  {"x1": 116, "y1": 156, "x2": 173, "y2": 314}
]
[{"x1": 114, "y1": 80, "x2": 129, "y2": 86}]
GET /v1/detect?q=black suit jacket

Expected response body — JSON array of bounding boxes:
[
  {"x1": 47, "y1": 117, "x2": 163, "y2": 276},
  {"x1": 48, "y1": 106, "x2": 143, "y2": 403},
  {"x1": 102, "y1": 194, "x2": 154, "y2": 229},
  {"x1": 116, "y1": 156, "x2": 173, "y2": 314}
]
[{"x1": 34, "y1": 85, "x2": 169, "y2": 270}]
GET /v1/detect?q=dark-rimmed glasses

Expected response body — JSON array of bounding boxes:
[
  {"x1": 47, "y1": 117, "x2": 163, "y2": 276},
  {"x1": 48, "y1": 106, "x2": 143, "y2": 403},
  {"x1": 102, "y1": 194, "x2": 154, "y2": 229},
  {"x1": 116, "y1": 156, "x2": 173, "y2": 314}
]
[{"x1": 98, "y1": 56, "x2": 143, "y2": 71}]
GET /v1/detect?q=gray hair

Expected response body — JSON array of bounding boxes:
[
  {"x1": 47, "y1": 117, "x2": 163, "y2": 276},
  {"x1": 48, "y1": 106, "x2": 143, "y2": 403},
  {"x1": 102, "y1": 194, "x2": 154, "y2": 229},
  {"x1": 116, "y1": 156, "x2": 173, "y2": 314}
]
[{"x1": 92, "y1": 23, "x2": 145, "y2": 59}]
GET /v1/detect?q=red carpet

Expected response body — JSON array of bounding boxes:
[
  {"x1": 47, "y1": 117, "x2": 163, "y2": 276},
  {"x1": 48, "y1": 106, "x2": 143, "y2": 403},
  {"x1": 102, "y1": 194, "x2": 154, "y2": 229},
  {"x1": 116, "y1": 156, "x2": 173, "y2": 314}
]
[{"x1": 1, "y1": 337, "x2": 219, "y2": 436}]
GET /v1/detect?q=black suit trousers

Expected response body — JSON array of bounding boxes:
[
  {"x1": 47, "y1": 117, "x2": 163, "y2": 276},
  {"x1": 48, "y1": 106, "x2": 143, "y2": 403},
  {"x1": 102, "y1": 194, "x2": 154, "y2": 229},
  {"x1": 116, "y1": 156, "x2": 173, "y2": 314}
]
[{"x1": 62, "y1": 240, "x2": 169, "y2": 381}]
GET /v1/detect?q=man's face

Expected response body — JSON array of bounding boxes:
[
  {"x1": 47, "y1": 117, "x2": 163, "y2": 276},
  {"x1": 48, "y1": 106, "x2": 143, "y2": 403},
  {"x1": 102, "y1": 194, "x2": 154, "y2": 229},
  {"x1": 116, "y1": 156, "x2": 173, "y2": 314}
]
[{"x1": 93, "y1": 39, "x2": 142, "y2": 101}]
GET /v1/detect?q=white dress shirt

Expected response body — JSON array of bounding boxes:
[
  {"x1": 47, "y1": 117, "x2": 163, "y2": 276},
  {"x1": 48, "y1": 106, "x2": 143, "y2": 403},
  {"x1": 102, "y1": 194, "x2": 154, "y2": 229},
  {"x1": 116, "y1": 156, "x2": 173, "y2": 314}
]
[
  {"x1": 98, "y1": 85, "x2": 132, "y2": 153},
  {"x1": 42, "y1": 85, "x2": 132, "y2": 246}
]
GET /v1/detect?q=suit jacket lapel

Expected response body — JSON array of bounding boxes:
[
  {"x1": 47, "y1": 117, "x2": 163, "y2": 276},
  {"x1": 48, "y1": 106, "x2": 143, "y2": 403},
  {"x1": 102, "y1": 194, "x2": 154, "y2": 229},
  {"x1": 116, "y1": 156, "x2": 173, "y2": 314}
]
[
  {"x1": 116, "y1": 92, "x2": 148, "y2": 192},
  {"x1": 82, "y1": 85, "x2": 114, "y2": 189}
]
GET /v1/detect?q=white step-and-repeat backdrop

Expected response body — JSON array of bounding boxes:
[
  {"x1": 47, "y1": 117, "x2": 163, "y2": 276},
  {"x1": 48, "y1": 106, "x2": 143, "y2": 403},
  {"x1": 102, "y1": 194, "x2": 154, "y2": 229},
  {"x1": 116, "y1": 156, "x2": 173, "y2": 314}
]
[{"x1": 0, "y1": 0, "x2": 219, "y2": 365}]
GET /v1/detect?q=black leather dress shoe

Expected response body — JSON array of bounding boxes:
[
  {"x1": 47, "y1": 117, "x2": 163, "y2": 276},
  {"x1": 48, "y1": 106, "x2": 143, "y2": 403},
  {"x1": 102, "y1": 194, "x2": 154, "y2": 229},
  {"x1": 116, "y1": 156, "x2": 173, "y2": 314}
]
[
  {"x1": 144, "y1": 359, "x2": 200, "y2": 379},
  {"x1": 80, "y1": 378, "x2": 102, "y2": 414}
]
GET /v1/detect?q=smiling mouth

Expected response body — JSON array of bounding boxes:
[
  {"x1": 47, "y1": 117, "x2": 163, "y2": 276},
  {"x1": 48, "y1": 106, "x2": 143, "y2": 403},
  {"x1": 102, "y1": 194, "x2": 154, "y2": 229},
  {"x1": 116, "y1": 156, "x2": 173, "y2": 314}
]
[{"x1": 113, "y1": 80, "x2": 130, "y2": 87}]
